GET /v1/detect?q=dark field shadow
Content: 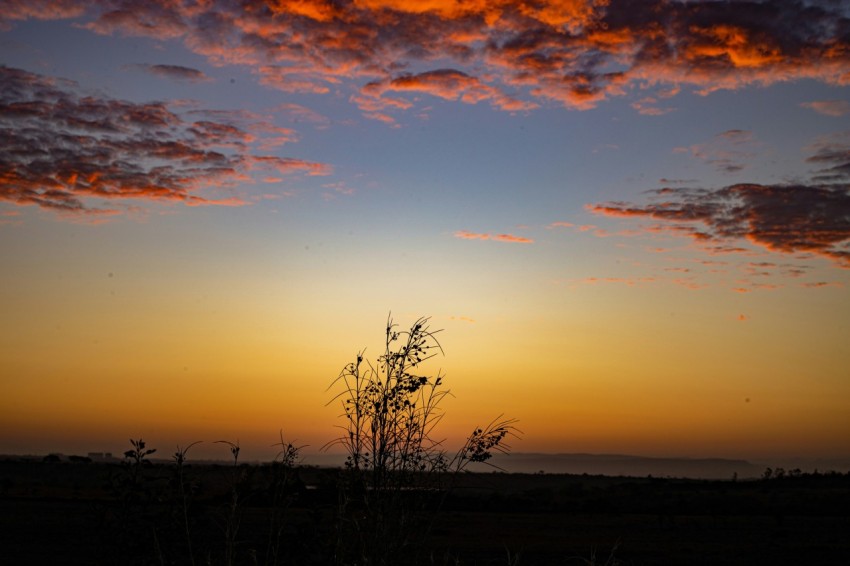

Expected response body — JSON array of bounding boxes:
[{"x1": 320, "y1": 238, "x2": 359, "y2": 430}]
[{"x1": 2, "y1": 457, "x2": 850, "y2": 565}]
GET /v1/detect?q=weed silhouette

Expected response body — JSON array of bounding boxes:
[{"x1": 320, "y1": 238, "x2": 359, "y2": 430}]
[{"x1": 327, "y1": 314, "x2": 519, "y2": 565}]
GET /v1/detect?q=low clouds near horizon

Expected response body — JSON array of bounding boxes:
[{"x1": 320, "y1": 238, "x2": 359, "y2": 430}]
[{"x1": 455, "y1": 230, "x2": 534, "y2": 244}]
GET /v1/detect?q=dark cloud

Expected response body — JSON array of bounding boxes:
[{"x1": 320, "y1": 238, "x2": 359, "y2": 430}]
[
  {"x1": 590, "y1": 183, "x2": 850, "y2": 267},
  {"x1": 806, "y1": 138, "x2": 850, "y2": 182},
  {"x1": 0, "y1": 66, "x2": 330, "y2": 219},
  {"x1": 5, "y1": 1, "x2": 847, "y2": 120},
  {"x1": 127, "y1": 63, "x2": 210, "y2": 82}
]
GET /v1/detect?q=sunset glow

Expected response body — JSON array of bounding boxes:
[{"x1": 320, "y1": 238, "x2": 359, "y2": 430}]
[{"x1": 1, "y1": 0, "x2": 849, "y2": 465}]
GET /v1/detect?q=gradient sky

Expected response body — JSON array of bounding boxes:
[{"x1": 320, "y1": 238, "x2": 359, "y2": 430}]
[{"x1": 1, "y1": 0, "x2": 849, "y2": 464}]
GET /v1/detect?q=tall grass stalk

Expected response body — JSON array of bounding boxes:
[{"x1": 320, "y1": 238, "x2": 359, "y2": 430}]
[
  {"x1": 173, "y1": 441, "x2": 202, "y2": 566},
  {"x1": 216, "y1": 440, "x2": 243, "y2": 566},
  {"x1": 264, "y1": 431, "x2": 304, "y2": 566}
]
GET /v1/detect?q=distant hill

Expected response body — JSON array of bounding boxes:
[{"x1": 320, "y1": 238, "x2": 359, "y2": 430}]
[
  {"x1": 475, "y1": 453, "x2": 762, "y2": 479},
  {"x1": 302, "y1": 451, "x2": 761, "y2": 479}
]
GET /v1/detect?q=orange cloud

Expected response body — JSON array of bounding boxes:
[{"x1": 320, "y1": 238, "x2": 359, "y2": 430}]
[
  {"x1": 360, "y1": 69, "x2": 536, "y2": 119},
  {"x1": 631, "y1": 96, "x2": 675, "y2": 116},
  {"x1": 672, "y1": 278, "x2": 706, "y2": 290},
  {"x1": 354, "y1": 0, "x2": 604, "y2": 32},
  {"x1": 0, "y1": 66, "x2": 332, "y2": 218},
  {"x1": 12, "y1": 1, "x2": 844, "y2": 117},
  {"x1": 246, "y1": 156, "x2": 332, "y2": 176},
  {"x1": 801, "y1": 100, "x2": 850, "y2": 117},
  {"x1": 0, "y1": 0, "x2": 85, "y2": 28},
  {"x1": 685, "y1": 24, "x2": 783, "y2": 69},
  {"x1": 454, "y1": 230, "x2": 533, "y2": 243}
]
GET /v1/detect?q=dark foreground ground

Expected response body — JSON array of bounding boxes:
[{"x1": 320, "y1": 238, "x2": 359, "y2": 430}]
[{"x1": 1, "y1": 459, "x2": 849, "y2": 565}]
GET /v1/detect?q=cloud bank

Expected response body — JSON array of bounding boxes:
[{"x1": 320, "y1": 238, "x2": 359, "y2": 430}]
[
  {"x1": 590, "y1": 183, "x2": 850, "y2": 267},
  {"x1": 0, "y1": 66, "x2": 330, "y2": 219},
  {"x1": 3, "y1": 0, "x2": 849, "y2": 120}
]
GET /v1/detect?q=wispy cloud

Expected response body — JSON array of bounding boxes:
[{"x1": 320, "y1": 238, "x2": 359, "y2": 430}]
[
  {"x1": 801, "y1": 281, "x2": 844, "y2": 289},
  {"x1": 359, "y1": 69, "x2": 537, "y2": 119},
  {"x1": 125, "y1": 63, "x2": 210, "y2": 82},
  {"x1": 683, "y1": 129, "x2": 758, "y2": 173},
  {"x1": 801, "y1": 100, "x2": 850, "y2": 117},
  {"x1": 0, "y1": 0, "x2": 85, "y2": 29},
  {"x1": 805, "y1": 134, "x2": 850, "y2": 182},
  {"x1": 4, "y1": 1, "x2": 848, "y2": 121},
  {"x1": 274, "y1": 103, "x2": 331, "y2": 129},
  {"x1": 0, "y1": 66, "x2": 331, "y2": 220},
  {"x1": 579, "y1": 276, "x2": 657, "y2": 287},
  {"x1": 454, "y1": 230, "x2": 533, "y2": 243},
  {"x1": 631, "y1": 96, "x2": 675, "y2": 116}
]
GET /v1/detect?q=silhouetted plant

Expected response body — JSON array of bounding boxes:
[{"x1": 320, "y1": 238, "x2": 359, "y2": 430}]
[
  {"x1": 124, "y1": 438, "x2": 156, "y2": 490},
  {"x1": 327, "y1": 314, "x2": 519, "y2": 565},
  {"x1": 173, "y1": 441, "x2": 202, "y2": 566},
  {"x1": 567, "y1": 540, "x2": 623, "y2": 566},
  {"x1": 215, "y1": 439, "x2": 245, "y2": 566},
  {"x1": 107, "y1": 438, "x2": 163, "y2": 564},
  {"x1": 264, "y1": 431, "x2": 305, "y2": 566},
  {"x1": 114, "y1": 438, "x2": 160, "y2": 510}
]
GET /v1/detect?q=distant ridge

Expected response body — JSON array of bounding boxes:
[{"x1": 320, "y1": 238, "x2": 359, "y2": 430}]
[
  {"x1": 483, "y1": 452, "x2": 761, "y2": 479},
  {"x1": 302, "y1": 451, "x2": 761, "y2": 479}
]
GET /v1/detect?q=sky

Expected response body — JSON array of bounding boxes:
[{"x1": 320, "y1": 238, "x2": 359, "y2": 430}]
[{"x1": 1, "y1": 0, "x2": 849, "y2": 465}]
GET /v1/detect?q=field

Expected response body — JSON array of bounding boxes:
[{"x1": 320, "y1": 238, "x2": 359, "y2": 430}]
[{"x1": 1, "y1": 458, "x2": 849, "y2": 565}]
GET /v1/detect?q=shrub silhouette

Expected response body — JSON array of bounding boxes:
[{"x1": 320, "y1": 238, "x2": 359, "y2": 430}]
[{"x1": 327, "y1": 315, "x2": 518, "y2": 565}]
